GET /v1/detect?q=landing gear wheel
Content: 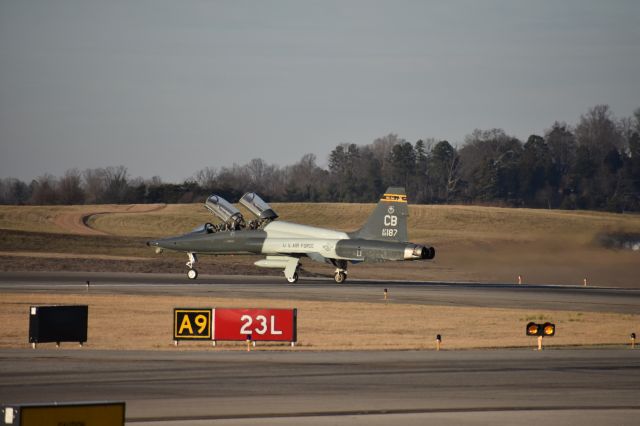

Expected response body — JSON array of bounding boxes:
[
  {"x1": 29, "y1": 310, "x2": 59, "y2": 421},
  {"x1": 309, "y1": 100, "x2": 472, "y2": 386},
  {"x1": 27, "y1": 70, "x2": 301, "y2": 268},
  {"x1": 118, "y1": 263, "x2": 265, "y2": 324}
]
[
  {"x1": 187, "y1": 269, "x2": 198, "y2": 280},
  {"x1": 286, "y1": 272, "x2": 299, "y2": 284},
  {"x1": 334, "y1": 271, "x2": 347, "y2": 284}
]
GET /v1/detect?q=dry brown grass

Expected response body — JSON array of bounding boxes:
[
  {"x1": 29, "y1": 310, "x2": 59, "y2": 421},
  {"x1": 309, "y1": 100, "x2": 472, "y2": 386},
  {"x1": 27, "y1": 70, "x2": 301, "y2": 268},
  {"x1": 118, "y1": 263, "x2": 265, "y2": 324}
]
[
  {"x1": 1, "y1": 203, "x2": 639, "y2": 287},
  {"x1": 410, "y1": 205, "x2": 640, "y2": 247},
  {"x1": 3, "y1": 203, "x2": 639, "y2": 242},
  {"x1": 0, "y1": 204, "x2": 165, "y2": 235},
  {"x1": 1, "y1": 292, "x2": 637, "y2": 351},
  {"x1": 85, "y1": 202, "x2": 640, "y2": 245},
  {"x1": 2, "y1": 204, "x2": 637, "y2": 353},
  {"x1": 0, "y1": 205, "x2": 94, "y2": 234}
]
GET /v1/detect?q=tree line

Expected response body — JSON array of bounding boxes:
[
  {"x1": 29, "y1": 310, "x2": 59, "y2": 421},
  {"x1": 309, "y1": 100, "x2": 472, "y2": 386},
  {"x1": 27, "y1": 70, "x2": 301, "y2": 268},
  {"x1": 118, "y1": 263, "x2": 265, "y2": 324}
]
[{"x1": 1, "y1": 104, "x2": 639, "y2": 212}]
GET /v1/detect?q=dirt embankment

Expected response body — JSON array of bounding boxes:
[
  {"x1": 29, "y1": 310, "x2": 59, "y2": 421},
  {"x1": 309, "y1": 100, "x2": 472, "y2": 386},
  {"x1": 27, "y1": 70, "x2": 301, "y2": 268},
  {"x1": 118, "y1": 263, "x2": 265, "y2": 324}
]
[{"x1": 52, "y1": 204, "x2": 166, "y2": 236}]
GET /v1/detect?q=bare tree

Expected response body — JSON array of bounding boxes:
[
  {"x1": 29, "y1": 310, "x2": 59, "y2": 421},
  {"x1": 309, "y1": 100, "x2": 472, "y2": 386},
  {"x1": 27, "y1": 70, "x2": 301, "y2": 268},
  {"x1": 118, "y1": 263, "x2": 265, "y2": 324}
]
[
  {"x1": 216, "y1": 164, "x2": 251, "y2": 199},
  {"x1": 194, "y1": 167, "x2": 217, "y2": 194},
  {"x1": 2, "y1": 178, "x2": 30, "y2": 204},
  {"x1": 246, "y1": 158, "x2": 272, "y2": 194},
  {"x1": 260, "y1": 163, "x2": 286, "y2": 200},
  {"x1": 446, "y1": 152, "x2": 461, "y2": 200},
  {"x1": 82, "y1": 168, "x2": 106, "y2": 204},
  {"x1": 29, "y1": 174, "x2": 58, "y2": 205},
  {"x1": 458, "y1": 129, "x2": 523, "y2": 201},
  {"x1": 371, "y1": 133, "x2": 402, "y2": 177},
  {"x1": 575, "y1": 104, "x2": 622, "y2": 160},
  {"x1": 103, "y1": 166, "x2": 129, "y2": 203},
  {"x1": 58, "y1": 169, "x2": 85, "y2": 204},
  {"x1": 632, "y1": 107, "x2": 640, "y2": 136},
  {"x1": 285, "y1": 153, "x2": 328, "y2": 201}
]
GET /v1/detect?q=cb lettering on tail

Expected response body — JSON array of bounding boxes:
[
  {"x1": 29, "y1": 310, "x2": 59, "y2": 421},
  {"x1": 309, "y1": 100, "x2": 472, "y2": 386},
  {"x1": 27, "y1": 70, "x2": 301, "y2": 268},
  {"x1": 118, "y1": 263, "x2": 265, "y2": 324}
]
[{"x1": 383, "y1": 214, "x2": 398, "y2": 236}]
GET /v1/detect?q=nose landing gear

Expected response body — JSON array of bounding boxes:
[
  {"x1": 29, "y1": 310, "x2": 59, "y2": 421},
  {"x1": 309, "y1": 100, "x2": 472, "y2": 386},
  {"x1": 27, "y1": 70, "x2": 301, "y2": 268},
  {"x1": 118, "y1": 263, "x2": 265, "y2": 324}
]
[{"x1": 186, "y1": 252, "x2": 198, "y2": 280}]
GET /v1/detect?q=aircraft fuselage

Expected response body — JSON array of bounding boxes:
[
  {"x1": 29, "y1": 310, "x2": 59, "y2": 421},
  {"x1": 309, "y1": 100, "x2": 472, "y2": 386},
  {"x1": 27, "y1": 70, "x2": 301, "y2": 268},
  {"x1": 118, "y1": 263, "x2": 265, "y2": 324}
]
[
  {"x1": 147, "y1": 187, "x2": 435, "y2": 283},
  {"x1": 148, "y1": 221, "x2": 427, "y2": 262}
]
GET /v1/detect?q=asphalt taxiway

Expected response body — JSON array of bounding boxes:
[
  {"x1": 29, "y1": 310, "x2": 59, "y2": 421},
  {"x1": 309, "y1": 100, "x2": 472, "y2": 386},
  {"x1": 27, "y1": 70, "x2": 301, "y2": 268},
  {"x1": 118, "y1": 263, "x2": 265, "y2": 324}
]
[
  {"x1": 0, "y1": 271, "x2": 639, "y2": 314},
  {"x1": 1, "y1": 272, "x2": 639, "y2": 425},
  {"x1": 1, "y1": 348, "x2": 639, "y2": 425}
]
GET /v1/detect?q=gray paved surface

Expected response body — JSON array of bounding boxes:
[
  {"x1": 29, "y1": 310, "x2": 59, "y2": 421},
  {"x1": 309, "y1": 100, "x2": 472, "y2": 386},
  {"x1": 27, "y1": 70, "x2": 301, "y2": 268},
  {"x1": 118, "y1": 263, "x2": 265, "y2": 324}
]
[
  {"x1": 1, "y1": 271, "x2": 639, "y2": 314},
  {"x1": 1, "y1": 272, "x2": 639, "y2": 424},
  {"x1": 1, "y1": 349, "x2": 639, "y2": 425}
]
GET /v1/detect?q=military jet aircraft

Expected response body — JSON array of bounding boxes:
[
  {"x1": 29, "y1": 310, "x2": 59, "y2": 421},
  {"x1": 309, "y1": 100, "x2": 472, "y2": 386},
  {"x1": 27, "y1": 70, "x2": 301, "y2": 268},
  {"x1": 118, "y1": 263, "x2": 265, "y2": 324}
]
[{"x1": 147, "y1": 187, "x2": 435, "y2": 283}]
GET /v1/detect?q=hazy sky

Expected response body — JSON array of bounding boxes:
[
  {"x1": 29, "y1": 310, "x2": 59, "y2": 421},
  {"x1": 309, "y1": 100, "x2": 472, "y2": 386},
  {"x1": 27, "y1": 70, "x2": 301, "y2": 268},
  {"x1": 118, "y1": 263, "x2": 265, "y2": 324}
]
[{"x1": 1, "y1": 1, "x2": 639, "y2": 183}]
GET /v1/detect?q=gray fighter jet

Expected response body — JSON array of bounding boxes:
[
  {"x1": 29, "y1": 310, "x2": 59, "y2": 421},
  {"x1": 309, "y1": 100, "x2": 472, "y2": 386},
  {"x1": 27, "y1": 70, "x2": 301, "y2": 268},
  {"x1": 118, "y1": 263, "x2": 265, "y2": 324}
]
[{"x1": 147, "y1": 187, "x2": 435, "y2": 283}]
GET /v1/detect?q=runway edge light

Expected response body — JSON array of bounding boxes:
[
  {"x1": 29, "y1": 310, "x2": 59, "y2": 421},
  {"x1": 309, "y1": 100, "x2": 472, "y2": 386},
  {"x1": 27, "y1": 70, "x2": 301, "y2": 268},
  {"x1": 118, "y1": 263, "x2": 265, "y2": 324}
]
[
  {"x1": 525, "y1": 322, "x2": 555, "y2": 337},
  {"x1": 526, "y1": 322, "x2": 540, "y2": 336},
  {"x1": 543, "y1": 322, "x2": 555, "y2": 337},
  {"x1": 526, "y1": 322, "x2": 555, "y2": 351}
]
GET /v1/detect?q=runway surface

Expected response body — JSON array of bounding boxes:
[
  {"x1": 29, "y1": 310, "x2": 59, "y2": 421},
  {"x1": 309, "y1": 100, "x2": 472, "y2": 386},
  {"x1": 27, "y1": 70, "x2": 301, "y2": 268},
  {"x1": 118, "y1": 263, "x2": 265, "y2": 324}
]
[
  {"x1": 1, "y1": 272, "x2": 639, "y2": 424},
  {"x1": 1, "y1": 348, "x2": 639, "y2": 425},
  {"x1": 1, "y1": 271, "x2": 639, "y2": 314}
]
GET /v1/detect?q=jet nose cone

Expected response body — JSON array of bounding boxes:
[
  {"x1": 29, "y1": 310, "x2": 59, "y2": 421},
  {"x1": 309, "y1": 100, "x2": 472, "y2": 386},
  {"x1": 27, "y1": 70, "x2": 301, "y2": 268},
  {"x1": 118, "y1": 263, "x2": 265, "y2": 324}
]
[{"x1": 147, "y1": 240, "x2": 164, "y2": 254}]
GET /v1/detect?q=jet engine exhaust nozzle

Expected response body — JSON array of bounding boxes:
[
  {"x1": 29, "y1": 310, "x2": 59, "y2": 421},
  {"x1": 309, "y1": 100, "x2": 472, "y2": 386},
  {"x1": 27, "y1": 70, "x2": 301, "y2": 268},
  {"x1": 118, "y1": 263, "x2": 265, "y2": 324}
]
[{"x1": 403, "y1": 244, "x2": 436, "y2": 260}]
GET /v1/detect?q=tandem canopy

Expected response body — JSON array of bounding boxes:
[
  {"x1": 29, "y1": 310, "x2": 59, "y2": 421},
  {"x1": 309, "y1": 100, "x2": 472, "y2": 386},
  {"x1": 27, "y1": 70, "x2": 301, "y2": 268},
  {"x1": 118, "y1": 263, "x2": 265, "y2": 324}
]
[
  {"x1": 205, "y1": 195, "x2": 244, "y2": 228},
  {"x1": 240, "y1": 192, "x2": 278, "y2": 221}
]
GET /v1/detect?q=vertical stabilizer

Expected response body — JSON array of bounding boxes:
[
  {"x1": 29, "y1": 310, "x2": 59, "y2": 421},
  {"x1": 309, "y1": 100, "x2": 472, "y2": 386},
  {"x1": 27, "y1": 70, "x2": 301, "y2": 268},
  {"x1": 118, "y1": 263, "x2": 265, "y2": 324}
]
[{"x1": 352, "y1": 187, "x2": 409, "y2": 242}]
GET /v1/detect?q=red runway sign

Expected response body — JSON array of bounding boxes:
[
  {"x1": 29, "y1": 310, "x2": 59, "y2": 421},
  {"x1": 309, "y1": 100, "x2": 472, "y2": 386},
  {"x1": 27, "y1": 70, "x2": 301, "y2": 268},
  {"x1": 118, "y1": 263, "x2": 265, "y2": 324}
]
[{"x1": 213, "y1": 308, "x2": 297, "y2": 342}]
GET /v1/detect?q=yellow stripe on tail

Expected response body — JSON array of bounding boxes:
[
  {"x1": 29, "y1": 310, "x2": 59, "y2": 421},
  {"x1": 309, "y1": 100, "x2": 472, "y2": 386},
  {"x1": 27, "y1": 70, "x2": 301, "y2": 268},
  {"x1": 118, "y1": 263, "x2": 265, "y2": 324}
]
[{"x1": 381, "y1": 193, "x2": 407, "y2": 203}]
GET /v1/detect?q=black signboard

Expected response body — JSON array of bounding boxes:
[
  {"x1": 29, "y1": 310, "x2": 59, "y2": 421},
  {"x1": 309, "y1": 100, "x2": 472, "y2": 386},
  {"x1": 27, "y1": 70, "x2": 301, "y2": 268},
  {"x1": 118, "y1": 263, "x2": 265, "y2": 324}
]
[{"x1": 29, "y1": 305, "x2": 88, "y2": 345}]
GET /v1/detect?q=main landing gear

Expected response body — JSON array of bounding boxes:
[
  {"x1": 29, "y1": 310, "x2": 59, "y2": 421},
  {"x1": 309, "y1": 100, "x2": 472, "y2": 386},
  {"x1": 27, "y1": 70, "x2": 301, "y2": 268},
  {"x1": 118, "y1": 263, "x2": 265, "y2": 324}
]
[
  {"x1": 186, "y1": 252, "x2": 198, "y2": 280},
  {"x1": 284, "y1": 261, "x2": 301, "y2": 284},
  {"x1": 286, "y1": 270, "x2": 299, "y2": 284},
  {"x1": 331, "y1": 259, "x2": 348, "y2": 284}
]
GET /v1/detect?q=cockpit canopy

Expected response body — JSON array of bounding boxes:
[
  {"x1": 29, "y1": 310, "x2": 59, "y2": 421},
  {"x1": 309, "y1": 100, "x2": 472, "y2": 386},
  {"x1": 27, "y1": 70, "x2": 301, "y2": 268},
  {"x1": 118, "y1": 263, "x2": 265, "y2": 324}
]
[
  {"x1": 239, "y1": 192, "x2": 278, "y2": 221},
  {"x1": 205, "y1": 195, "x2": 244, "y2": 228}
]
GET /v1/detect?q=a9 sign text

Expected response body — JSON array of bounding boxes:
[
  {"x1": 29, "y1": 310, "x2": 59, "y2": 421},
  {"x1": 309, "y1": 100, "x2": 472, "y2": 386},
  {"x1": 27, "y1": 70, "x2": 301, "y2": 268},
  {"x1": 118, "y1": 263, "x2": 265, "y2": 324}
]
[{"x1": 174, "y1": 308, "x2": 212, "y2": 340}]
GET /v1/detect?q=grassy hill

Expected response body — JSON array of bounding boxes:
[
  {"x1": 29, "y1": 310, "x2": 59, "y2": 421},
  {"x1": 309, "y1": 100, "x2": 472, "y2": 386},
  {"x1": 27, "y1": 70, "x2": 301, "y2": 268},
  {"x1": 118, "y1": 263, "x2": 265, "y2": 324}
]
[{"x1": 1, "y1": 203, "x2": 639, "y2": 287}]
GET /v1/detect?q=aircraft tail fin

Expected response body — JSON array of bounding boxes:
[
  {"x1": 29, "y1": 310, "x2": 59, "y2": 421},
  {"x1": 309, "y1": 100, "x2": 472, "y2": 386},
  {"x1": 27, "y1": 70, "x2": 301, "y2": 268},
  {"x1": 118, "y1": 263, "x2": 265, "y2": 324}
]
[{"x1": 351, "y1": 187, "x2": 409, "y2": 242}]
